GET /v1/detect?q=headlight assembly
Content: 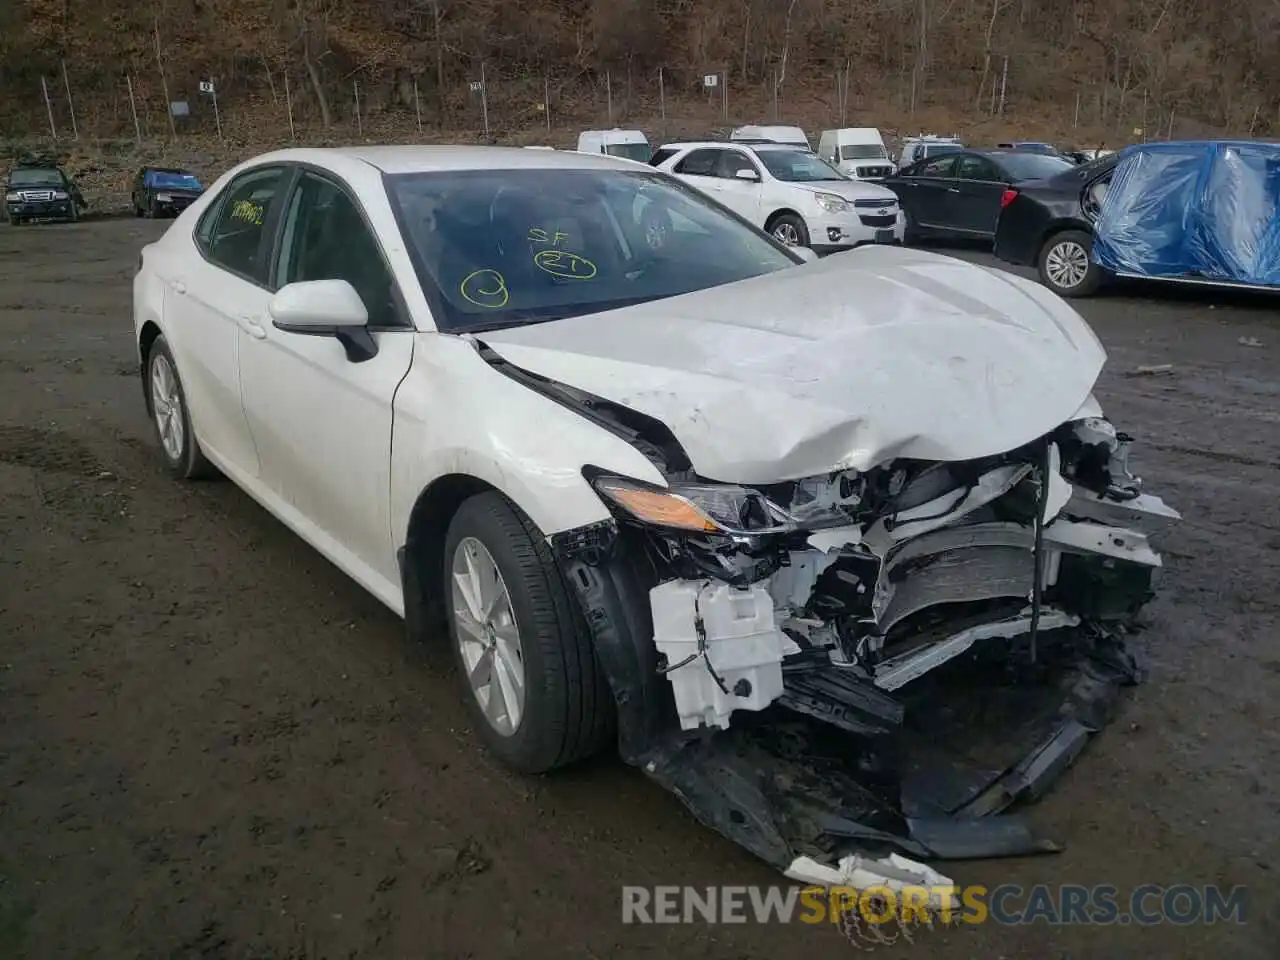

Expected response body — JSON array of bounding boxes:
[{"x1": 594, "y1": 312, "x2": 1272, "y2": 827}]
[
  {"x1": 592, "y1": 475, "x2": 791, "y2": 535},
  {"x1": 813, "y1": 192, "x2": 850, "y2": 214}
]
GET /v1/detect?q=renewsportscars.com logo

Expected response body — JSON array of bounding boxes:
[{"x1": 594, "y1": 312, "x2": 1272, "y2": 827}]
[{"x1": 621, "y1": 883, "x2": 1249, "y2": 927}]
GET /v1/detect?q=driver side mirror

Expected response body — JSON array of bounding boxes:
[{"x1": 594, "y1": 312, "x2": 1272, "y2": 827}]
[
  {"x1": 734, "y1": 168, "x2": 760, "y2": 182},
  {"x1": 268, "y1": 279, "x2": 379, "y2": 363},
  {"x1": 791, "y1": 246, "x2": 819, "y2": 263}
]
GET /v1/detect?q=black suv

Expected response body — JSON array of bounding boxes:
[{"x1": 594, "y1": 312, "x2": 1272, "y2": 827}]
[
  {"x1": 4, "y1": 163, "x2": 85, "y2": 224},
  {"x1": 993, "y1": 153, "x2": 1121, "y2": 297}
]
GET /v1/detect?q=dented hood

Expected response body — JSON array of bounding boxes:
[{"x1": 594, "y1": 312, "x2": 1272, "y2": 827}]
[{"x1": 480, "y1": 246, "x2": 1107, "y2": 483}]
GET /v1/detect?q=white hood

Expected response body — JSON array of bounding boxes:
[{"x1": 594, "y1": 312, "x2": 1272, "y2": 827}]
[
  {"x1": 480, "y1": 246, "x2": 1106, "y2": 484},
  {"x1": 796, "y1": 180, "x2": 897, "y2": 203}
]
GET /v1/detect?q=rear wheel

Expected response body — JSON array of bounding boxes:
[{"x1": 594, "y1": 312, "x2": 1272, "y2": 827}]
[
  {"x1": 1038, "y1": 229, "x2": 1102, "y2": 297},
  {"x1": 145, "y1": 197, "x2": 157, "y2": 219},
  {"x1": 144, "y1": 335, "x2": 218, "y2": 480},
  {"x1": 444, "y1": 492, "x2": 613, "y2": 774},
  {"x1": 767, "y1": 212, "x2": 810, "y2": 247}
]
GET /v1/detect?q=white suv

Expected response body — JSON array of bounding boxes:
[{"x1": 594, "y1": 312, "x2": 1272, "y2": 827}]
[{"x1": 650, "y1": 141, "x2": 904, "y2": 253}]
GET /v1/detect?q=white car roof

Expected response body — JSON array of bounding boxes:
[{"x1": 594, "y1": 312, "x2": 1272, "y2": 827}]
[
  {"x1": 658, "y1": 141, "x2": 806, "y2": 154},
  {"x1": 233, "y1": 145, "x2": 643, "y2": 175}
]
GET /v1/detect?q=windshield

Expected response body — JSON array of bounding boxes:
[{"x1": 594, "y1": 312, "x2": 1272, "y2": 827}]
[
  {"x1": 840, "y1": 144, "x2": 888, "y2": 160},
  {"x1": 387, "y1": 168, "x2": 799, "y2": 332},
  {"x1": 146, "y1": 170, "x2": 202, "y2": 189},
  {"x1": 755, "y1": 149, "x2": 846, "y2": 181},
  {"x1": 998, "y1": 152, "x2": 1075, "y2": 180},
  {"x1": 8, "y1": 168, "x2": 63, "y2": 187},
  {"x1": 604, "y1": 142, "x2": 651, "y2": 163}
]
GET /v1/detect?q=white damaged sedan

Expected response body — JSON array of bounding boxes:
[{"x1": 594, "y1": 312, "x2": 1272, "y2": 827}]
[{"x1": 133, "y1": 146, "x2": 1178, "y2": 890}]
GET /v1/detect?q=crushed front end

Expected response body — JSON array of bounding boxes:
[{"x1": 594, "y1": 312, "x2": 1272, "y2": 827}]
[{"x1": 553, "y1": 415, "x2": 1179, "y2": 892}]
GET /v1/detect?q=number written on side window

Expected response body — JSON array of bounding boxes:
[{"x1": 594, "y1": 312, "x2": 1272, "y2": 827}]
[
  {"x1": 275, "y1": 173, "x2": 399, "y2": 327},
  {"x1": 203, "y1": 167, "x2": 285, "y2": 279}
]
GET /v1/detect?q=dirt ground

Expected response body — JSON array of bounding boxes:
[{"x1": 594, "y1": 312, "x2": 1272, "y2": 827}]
[{"x1": 1, "y1": 218, "x2": 1278, "y2": 959}]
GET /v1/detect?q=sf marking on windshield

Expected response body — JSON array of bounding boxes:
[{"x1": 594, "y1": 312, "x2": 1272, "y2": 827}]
[{"x1": 620, "y1": 884, "x2": 1250, "y2": 926}]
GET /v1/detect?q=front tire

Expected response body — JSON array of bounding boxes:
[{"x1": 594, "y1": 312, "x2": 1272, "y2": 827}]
[
  {"x1": 444, "y1": 492, "x2": 613, "y2": 774},
  {"x1": 143, "y1": 335, "x2": 217, "y2": 480},
  {"x1": 768, "y1": 212, "x2": 810, "y2": 247},
  {"x1": 1038, "y1": 229, "x2": 1102, "y2": 297}
]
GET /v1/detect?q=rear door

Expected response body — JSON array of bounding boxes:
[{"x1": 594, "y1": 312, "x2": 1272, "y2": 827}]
[
  {"x1": 952, "y1": 154, "x2": 1008, "y2": 236},
  {"x1": 163, "y1": 165, "x2": 290, "y2": 477},
  {"x1": 236, "y1": 167, "x2": 415, "y2": 586}
]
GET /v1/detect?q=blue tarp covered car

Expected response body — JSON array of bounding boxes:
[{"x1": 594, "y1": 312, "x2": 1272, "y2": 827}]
[{"x1": 1092, "y1": 140, "x2": 1280, "y2": 288}]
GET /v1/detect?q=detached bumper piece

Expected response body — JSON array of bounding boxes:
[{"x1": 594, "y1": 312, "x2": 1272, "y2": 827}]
[{"x1": 636, "y1": 625, "x2": 1139, "y2": 874}]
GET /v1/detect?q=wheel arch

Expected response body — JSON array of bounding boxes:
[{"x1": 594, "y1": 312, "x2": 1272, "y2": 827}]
[
  {"x1": 137, "y1": 320, "x2": 164, "y2": 414},
  {"x1": 764, "y1": 207, "x2": 805, "y2": 230},
  {"x1": 398, "y1": 463, "x2": 613, "y2": 644},
  {"x1": 1036, "y1": 217, "x2": 1095, "y2": 257}
]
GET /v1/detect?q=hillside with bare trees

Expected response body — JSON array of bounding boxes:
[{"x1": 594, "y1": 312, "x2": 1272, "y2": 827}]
[{"x1": 1, "y1": 0, "x2": 1277, "y2": 144}]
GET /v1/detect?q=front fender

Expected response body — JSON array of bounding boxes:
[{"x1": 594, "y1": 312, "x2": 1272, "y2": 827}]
[{"x1": 390, "y1": 335, "x2": 667, "y2": 544}]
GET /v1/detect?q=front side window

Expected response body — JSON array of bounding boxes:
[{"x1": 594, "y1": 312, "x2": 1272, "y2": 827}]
[
  {"x1": 605, "y1": 142, "x2": 652, "y2": 163},
  {"x1": 274, "y1": 172, "x2": 399, "y2": 327},
  {"x1": 917, "y1": 156, "x2": 959, "y2": 178},
  {"x1": 673, "y1": 149, "x2": 722, "y2": 176},
  {"x1": 753, "y1": 149, "x2": 846, "y2": 182},
  {"x1": 922, "y1": 143, "x2": 963, "y2": 159},
  {"x1": 715, "y1": 151, "x2": 760, "y2": 179},
  {"x1": 387, "y1": 168, "x2": 799, "y2": 333},
  {"x1": 200, "y1": 167, "x2": 285, "y2": 280}
]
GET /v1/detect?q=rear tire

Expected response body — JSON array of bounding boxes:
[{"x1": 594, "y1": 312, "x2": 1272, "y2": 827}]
[
  {"x1": 444, "y1": 492, "x2": 614, "y2": 774},
  {"x1": 145, "y1": 197, "x2": 157, "y2": 219},
  {"x1": 143, "y1": 335, "x2": 218, "y2": 480},
  {"x1": 1038, "y1": 229, "x2": 1102, "y2": 297}
]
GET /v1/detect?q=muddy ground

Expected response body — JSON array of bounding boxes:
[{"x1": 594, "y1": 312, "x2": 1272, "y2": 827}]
[{"x1": 1, "y1": 218, "x2": 1277, "y2": 959}]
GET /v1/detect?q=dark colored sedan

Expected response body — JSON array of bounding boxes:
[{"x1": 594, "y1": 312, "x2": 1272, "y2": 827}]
[
  {"x1": 993, "y1": 153, "x2": 1122, "y2": 297},
  {"x1": 883, "y1": 149, "x2": 1076, "y2": 242},
  {"x1": 132, "y1": 166, "x2": 205, "y2": 218}
]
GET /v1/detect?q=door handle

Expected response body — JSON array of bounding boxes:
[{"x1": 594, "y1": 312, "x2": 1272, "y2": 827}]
[
  {"x1": 947, "y1": 187, "x2": 961, "y2": 193},
  {"x1": 170, "y1": 280, "x2": 186, "y2": 294},
  {"x1": 237, "y1": 315, "x2": 267, "y2": 339}
]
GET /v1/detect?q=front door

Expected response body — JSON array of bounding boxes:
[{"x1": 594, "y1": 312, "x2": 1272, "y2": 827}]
[
  {"x1": 237, "y1": 168, "x2": 415, "y2": 586},
  {"x1": 901, "y1": 155, "x2": 961, "y2": 230},
  {"x1": 711, "y1": 149, "x2": 764, "y2": 226}
]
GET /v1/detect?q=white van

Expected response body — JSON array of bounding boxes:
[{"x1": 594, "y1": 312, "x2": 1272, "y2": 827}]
[
  {"x1": 817, "y1": 128, "x2": 894, "y2": 179},
  {"x1": 730, "y1": 125, "x2": 811, "y2": 151},
  {"x1": 576, "y1": 129, "x2": 651, "y2": 163},
  {"x1": 896, "y1": 134, "x2": 965, "y2": 168}
]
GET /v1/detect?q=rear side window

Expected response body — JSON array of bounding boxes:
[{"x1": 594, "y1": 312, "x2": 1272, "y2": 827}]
[{"x1": 197, "y1": 167, "x2": 286, "y2": 281}]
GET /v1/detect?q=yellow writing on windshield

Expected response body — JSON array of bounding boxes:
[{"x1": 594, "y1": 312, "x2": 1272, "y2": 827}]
[
  {"x1": 459, "y1": 268, "x2": 509, "y2": 308},
  {"x1": 528, "y1": 227, "x2": 570, "y2": 246},
  {"x1": 534, "y1": 249, "x2": 597, "y2": 280},
  {"x1": 230, "y1": 199, "x2": 264, "y2": 225}
]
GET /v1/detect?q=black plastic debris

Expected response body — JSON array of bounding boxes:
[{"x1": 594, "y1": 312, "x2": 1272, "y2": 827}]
[{"x1": 637, "y1": 627, "x2": 1140, "y2": 873}]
